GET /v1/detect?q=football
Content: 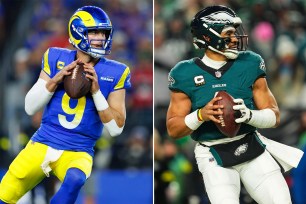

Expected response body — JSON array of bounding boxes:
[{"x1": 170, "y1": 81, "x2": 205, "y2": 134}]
[
  {"x1": 63, "y1": 62, "x2": 92, "y2": 99},
  {"x1": 213, "y1": 91, "x2": 241, "y2": 137}
]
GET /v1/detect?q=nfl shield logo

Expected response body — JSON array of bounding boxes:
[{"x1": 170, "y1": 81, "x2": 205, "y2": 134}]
[{"x1": 215, "y1": 71, "x2": 222, "y2": 78}]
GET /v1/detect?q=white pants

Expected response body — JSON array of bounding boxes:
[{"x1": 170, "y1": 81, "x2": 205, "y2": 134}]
[{"x1": 194, "y1": 143, "x2": 292, "y2": 204}]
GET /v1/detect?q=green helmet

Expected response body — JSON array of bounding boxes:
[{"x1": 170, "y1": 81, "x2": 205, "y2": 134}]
[{"x1": 191, "y1": 5, "x2": 248, "y2": 59}]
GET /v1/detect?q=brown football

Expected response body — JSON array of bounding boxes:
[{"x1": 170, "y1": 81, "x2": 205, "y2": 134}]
[
  {"x1": 213, "y1": 91, "x2": 241, "y2": 137},
  {"x1": 63, "y1": 62, "x2": 92, "y2": 99}
]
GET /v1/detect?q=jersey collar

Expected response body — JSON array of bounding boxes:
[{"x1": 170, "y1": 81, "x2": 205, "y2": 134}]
[{"x1": 194, "y1": 57, "x2": 234, "y2": 79}]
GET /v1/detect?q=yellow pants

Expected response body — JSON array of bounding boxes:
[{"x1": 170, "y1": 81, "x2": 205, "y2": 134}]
[{"x1": 0, "y1": 141, "x2": 93, "y2": 203}]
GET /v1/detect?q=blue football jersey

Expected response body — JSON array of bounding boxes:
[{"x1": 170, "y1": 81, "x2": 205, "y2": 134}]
[{"x1": 32, "y1": 47, "x2": 131, "y2": 156}]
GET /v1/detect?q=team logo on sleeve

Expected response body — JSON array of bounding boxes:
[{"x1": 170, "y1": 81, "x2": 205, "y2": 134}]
[
  {"x1": 259, "y1": 60, "x2": 266, "y2": 72},
  {"x1": 57, "y1": 61, "x2": 65, "y2": 70},
  {"x1": 168, "y1": 74, "x2": 175, "y2": 86},
  {"x1": 194, "y1": 75, "x2": 205, "y2": 86}
]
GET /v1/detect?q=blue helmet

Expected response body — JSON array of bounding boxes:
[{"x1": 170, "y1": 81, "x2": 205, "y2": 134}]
[{"x1": 68, "y1": 6, "x2": 113, "y2": 58}]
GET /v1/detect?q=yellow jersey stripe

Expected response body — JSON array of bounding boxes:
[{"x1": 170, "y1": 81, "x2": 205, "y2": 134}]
[
  {"x1": 43, "y1": 49, "x2": 51, "y2": 75},
  {"x1": 114, "y1": 67, "x2": 130, "y2": 90}
]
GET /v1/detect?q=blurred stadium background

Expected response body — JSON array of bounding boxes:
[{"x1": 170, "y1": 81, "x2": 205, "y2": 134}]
[
  {"x1": 0, "y1": 0, "x2": 153, "y2": 203},
  {"x1": 154, "y1": 0, "x2": 306, "y2": 204}
]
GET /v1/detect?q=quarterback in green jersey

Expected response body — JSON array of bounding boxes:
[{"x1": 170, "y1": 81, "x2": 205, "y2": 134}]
[{"x1": 167, "y1": 5, "x2": 303, "y2": 204}]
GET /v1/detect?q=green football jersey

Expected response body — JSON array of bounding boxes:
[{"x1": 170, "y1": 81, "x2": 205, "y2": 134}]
[{"x1": 168, "y1": 51, "x2": 266, "y2": 141}]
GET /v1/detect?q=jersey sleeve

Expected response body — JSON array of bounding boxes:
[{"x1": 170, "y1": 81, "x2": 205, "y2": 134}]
[
  {"x1": 241, "y1": 51, "x2": 267, "y2": 83},
  {"x1": 254, "y1": 53, "x2": 267, "y2": 79},
  {"x1": 41, "y1": 48, "x2": 57, "y2": 78},
  {"x1": 168, "y1": 61, "x2": 191, "y2": 96},
  {"x1": 113, "y1": 66, "x2": 132, "y2": 91}
]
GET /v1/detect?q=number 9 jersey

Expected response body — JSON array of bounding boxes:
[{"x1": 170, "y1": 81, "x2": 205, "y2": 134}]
[{"x1": 31, "y1": 47, "x2": 131, "y2": 156}]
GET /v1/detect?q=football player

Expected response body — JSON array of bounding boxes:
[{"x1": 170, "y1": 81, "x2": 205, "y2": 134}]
[
  {"x1": 166, "y1": 5, "x2": 303, "y2": 204},
  {"x1": 0, "y1": 6, "x2": 131, "y2": 204}
]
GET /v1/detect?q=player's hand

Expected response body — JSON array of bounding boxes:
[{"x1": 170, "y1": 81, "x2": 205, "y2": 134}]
[
  {"x1": 199, "y1": 97, "x2": 223, "y2": 123},
  {"x1": 52, "y1": 60, "x2": 80, "y2": 84},
  {"x1": 83, "y1": 63, "x2": 100, "y2": 94},
  {"x1": 233, "y1": 98, "x2": 251, "y2": 123},
  {"x1": 47, "y1": 60, "x2": 80, "y2": 92}
]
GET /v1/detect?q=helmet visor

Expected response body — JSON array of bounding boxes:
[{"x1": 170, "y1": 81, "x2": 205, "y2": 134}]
[
  {"x1": 221, "y1": 25, "x2": 248, "y2": 51},
  {"x1": 236, "y1": 25, "x2": 248, "y2": 51}
]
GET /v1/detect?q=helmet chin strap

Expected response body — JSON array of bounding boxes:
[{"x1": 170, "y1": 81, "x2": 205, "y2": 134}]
[
  {"x1": 77, "y1": 48, "x2": 104, "y2": 59},
  {"x1": 88, "y1": 52, "x2": 101, "y2": 58},
  {"x1": 208, "y1": 46, "x2": 238, "y2": 59},
  {"x1": 192, "y1": 38, "x2": 239, "y2": 59},
  {"x1": 89, "y1": 47, "x2": 107, "y2": 58},
  {"x1": 223, "y1": 49, "x2": 239, "y2": 59}
]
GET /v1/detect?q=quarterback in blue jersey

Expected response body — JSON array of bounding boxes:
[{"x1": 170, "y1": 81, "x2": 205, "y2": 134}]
[
  {"x1": 167, "y1": 5, "x2": 303, "y2": 204},
  {"x1": 0, "y1": 6, "x2": 131, "y2": 204}
]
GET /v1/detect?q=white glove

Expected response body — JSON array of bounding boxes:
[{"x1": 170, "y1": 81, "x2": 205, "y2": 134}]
[{"x1": 233, "y1": 98, "x2": 252, "y2": 123}]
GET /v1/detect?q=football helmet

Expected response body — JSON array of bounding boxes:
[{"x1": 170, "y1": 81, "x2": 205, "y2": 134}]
[
  {"x1": 68, "y1": 6, "x2": 113, "y2": 58},
  {"x1": 191, "y1": 5, "x2": 248, "y2": 59}
]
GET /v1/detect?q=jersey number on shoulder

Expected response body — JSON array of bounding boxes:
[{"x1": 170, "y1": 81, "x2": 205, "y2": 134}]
[{"x1": 58, "y1": 93, "x2": 86, "y2": 129}]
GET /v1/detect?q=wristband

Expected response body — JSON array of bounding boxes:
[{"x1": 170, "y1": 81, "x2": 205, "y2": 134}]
[
  {"x1": 185, "y1": 110, "x2": 204, "y2": 130},
  {"x1": 197, "y1": 109, "x2": 204, "y2": 121},
  {"x1": 92, "y1": 90, "x2": 109, "y2": 111},
  {"x1": 245, "y1": 111, "x2": 252, "y2": 123},
  {"x1": 104, "y1": 119, "x2": 124, "y2": 137}
]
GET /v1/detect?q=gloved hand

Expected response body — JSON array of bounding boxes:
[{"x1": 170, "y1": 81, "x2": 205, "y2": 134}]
[{"x1": 233, "y1": 98, "x2": 252, "y2": 123}]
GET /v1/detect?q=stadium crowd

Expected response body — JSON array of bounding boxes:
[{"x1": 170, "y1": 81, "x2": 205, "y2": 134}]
[
  {"x1": 154, "y1": 0, "x2": 306, "y2": 203},
  {"x1": 0, "y1": 0, "x2": 153, "y2": 203}
]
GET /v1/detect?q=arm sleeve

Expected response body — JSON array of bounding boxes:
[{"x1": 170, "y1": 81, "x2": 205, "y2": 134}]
[{"x1": 25, "y1": 78, "x2": 54, "y2": 115}]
